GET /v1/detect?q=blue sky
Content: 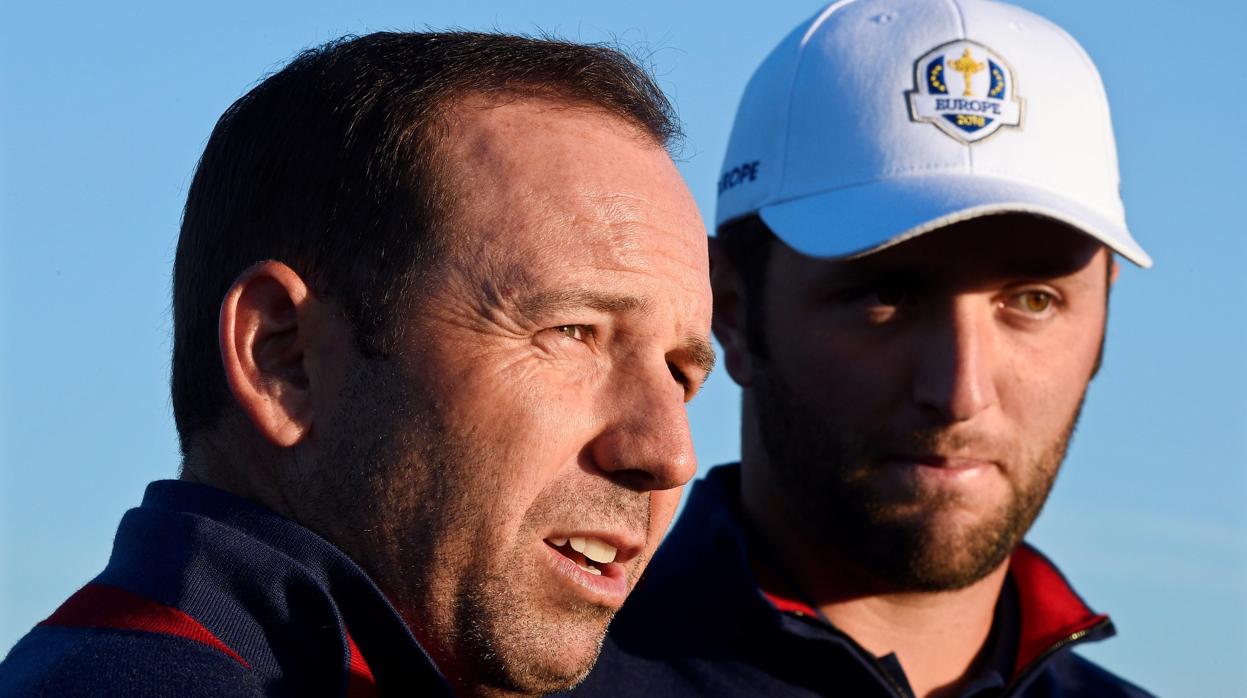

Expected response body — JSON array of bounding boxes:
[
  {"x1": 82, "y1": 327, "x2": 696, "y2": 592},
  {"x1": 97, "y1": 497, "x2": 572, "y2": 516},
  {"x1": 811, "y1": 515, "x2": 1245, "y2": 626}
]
[{"x1": 2, "y1": 1, "x2": 1244, "y2": 695}]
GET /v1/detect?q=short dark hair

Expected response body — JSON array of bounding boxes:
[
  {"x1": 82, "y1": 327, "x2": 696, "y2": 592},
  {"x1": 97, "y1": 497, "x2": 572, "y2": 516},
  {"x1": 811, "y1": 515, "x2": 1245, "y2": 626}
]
[
  {"x1": 715, "y1": 214, "x2": 778, "y2": 358},
  {"x1": 171, "y1": 31, "x2": 680, "y2": 453}
]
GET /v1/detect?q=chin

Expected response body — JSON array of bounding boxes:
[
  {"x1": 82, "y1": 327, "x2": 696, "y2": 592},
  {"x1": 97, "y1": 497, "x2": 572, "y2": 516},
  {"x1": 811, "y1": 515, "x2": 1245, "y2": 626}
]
[
  {"x1": 485, "y1": 642, "x2": 602, "y2": 695},
  {"x1": 518, "y1": 657, "x2": 598, "y2": 695},
  {"x1": 904, "y1": 516, "x2": 1020, "y2": 589},
  {"x1": 466, "y1": 605, "x2": 611, "y2": 695}
]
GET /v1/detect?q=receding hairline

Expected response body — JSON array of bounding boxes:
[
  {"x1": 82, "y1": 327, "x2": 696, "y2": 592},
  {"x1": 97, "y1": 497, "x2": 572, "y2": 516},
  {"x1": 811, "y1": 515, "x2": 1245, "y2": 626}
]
[{"x1": 424, "y1": 88, "x2": 672, "y2": 166}]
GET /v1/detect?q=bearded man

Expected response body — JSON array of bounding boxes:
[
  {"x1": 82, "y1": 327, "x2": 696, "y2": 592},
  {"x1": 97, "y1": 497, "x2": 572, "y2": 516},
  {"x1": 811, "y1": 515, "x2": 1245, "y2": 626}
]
[
  {"x1": 0, "y1": 31, "x2": 714, "y2": 697},
  {"x1": 572, "y1": 1, "x2": 1155, "y2": 696}
]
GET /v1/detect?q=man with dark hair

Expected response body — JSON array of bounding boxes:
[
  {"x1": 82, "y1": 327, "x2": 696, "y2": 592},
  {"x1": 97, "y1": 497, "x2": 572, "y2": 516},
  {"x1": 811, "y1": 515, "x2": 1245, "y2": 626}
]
[
  {"x1": 0, "y1": 31, "x2": 714, "y2": 697},
  {"x1": 574, "y1": 1, "x2": 1155, "y2": 696}
]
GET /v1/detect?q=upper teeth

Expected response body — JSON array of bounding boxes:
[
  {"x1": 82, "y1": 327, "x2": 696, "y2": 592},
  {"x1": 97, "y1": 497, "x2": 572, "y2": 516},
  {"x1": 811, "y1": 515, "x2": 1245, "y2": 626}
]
[{"x1": 564, "y1": 536, "x2": 617, "y2": 564}]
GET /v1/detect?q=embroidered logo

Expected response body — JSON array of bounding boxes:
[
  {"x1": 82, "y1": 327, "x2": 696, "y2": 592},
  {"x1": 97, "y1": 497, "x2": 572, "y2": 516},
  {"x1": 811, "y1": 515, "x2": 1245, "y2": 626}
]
[{"x1": 907, "y1": 40, "x2": 1022, "y2": 143}]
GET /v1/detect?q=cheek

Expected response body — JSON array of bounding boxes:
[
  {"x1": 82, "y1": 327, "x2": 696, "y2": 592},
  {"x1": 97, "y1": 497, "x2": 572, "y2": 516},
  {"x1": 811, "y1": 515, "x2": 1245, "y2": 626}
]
[
  {"x1": 770, "y1": 328, "x2": 905, "y2": 413},
  {"x1": 437, "y1": 356, "x2": 608, "y2": 507},
  {"x1": 997, "y1": 328, "x2": 1100, "y2": 430}
]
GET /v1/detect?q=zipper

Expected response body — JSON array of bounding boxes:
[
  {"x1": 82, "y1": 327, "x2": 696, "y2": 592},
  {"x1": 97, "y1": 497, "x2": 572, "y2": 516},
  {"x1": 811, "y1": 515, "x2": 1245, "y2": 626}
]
[
  {"x1": 1001, "y1": 617, "x2": 1113, "y2": 697},
  {"x1": 869, "y1": 655, "x2": 913, "y2": 698},
  {"x1": 792, "y1": 613, "x2": 912, "y2": 698}
]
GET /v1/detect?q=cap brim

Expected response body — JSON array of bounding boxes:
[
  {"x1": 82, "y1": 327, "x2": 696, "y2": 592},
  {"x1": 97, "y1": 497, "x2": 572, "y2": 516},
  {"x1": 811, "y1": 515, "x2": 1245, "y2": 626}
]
[{"x1": 757, "y1": 174, "x2": 1152, "y2": 268}]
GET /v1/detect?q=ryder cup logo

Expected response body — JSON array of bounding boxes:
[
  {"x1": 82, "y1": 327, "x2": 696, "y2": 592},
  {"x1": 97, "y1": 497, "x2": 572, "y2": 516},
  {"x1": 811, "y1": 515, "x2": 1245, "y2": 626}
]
[{"x1": 907, "y1": 40, "x2": 1023, "y2": 143}]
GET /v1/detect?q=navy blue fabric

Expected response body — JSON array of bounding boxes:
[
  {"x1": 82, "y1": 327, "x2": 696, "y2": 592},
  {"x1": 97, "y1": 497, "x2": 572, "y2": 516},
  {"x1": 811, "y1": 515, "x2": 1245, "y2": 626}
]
[
  {"x1": 1, "y1": 628, "x2": 262, "y2": 697},
  {"x1": 566, "y1": 464, "x2": 1154, "y2": 698},
  {"x1": 0, "y1": 480, "x2": 450, "y2": 697}
]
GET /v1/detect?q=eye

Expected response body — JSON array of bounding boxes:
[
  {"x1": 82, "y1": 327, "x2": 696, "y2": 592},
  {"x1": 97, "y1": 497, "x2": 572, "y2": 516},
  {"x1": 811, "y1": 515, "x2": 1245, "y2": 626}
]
[
  {"x1": 554, "y1": 325, "x2": 589, "y2": 341},
  {"x1": 872, "y1": 285, "x2": 910, "y2": 307},
  {"x1": 850, "y1": 283, "x2": 914, "y2": 324},
  {"x1": 1011, "y1": 290, "x2": 1055, "y2": 314}
]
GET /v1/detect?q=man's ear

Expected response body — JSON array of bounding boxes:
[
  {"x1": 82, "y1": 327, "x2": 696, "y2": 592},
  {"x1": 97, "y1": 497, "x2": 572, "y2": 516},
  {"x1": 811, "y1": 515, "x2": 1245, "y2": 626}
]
[
  {"x1": 218, "y1": 261, "x2": 318, "y2": 447},
  {"x1": 709, "y1": 237, "x2": 756, "y2": 388}
]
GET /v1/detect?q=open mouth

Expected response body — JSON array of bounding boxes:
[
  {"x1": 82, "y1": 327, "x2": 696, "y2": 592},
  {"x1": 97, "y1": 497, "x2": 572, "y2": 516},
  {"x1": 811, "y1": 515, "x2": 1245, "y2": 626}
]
[{"x1": 544, "y1": 536, "x2": 617, "y2": 576}]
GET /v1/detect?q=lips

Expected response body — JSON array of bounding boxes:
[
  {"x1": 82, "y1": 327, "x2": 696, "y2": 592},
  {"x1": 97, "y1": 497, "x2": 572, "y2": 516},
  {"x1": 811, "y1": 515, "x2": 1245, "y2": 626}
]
[
  {"x1": 546, "y1": 536, "x2": 617, "y2": 575},
  {"x1": 879, "y1": 453, "x2": 998, "y2": 490},
  {"x1": 890, "y1": 453, "x2": 996, "y2": 469},
  {"x1": 541, "y1": 533, "x2": 639, "y2": 606}
]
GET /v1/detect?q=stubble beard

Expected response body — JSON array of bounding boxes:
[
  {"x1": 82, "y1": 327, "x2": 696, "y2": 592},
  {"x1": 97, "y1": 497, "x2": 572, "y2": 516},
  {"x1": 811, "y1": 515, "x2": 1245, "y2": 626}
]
[
  {"x1": 450, "y1": 476, "x2": 630, "y2": 696},
  {"x1": 301, "y1": 355, "x2": 619, "y2": 696},
  {"x1": 750, "y1": 362, "x2": 1082, "y2": 593}
]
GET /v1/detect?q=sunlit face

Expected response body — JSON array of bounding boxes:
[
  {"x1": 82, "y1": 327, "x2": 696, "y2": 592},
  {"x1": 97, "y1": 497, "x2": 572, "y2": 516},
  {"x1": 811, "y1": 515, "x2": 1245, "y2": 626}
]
[
  {"x1": 303, "y1": 97, "x2": 712, "y2": 695},
  {"x1": 735, "y1": 217, "x2": 1110, "y2": 592}
]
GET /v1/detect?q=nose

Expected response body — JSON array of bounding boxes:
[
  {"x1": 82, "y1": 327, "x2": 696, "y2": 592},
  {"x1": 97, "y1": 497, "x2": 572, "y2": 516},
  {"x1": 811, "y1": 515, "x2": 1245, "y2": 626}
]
[
  {"x1": 911, "y1": 296, "x2": 999, "y2": 423},
  {"x1": 589, "y1": 365, "x2": 698, "y2": 492}
]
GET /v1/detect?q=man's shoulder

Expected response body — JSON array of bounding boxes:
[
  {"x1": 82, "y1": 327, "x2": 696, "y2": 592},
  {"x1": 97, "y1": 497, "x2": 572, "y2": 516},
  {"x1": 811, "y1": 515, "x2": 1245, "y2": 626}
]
[
  {"x1": 1023, "y1": 650, "x2": 1156, "y2": 698},
  {"x1": 0, "y1": 624, "x2": 262, "y2": 697}
]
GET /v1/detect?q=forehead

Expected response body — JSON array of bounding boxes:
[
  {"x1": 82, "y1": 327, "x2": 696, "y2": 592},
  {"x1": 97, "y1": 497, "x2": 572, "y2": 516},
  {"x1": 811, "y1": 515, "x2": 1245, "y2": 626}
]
[
  {"x1": 433, "y1": 95, "x2": 707, "y2": 283},
  {"x1": 781, "y1": 215, "x2": 1108, "y2": 285}
]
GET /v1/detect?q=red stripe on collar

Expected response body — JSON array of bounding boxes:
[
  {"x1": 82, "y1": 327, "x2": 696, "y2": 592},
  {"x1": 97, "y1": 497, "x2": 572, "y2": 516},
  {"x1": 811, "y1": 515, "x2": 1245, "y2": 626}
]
[
  {"x1": 1009, "y1": 545, "x2": 1109, "y2": 674},
  {"x1": 344, "y1": 629, "x2": 378, "y2": 698},
  {"x1": 760, "y1": 590, "x2": 819, "y2": 618},
  {"x1": 758, "y1": 544, "x2": 1109, "y2": 676},
  {"x1": 39, "y1": 582, "x2": 249, "y2": 668}
]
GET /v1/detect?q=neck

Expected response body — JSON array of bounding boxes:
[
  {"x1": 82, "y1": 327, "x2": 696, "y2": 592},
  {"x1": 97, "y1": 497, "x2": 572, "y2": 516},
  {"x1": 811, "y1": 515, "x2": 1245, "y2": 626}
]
[
  {"x1": 741, "y1": 462, "x2": 1010, "y2": 698},
  {"x1": 179, "y1": 430, "x2": 298, "y2": 521},
  {"x1": 819, "y1": 566, "x2": 1007, "y2": 698}
]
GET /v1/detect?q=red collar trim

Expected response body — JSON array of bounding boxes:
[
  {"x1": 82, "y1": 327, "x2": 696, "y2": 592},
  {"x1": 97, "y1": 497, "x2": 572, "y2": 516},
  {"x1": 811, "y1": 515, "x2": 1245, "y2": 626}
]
[
  {"x1": 760, "y1": 590, "x2": 819, "y2": 618},
  {"x1": 1009, "y1": 544, "x2": 1108, "y2": 674},
  {"x1": 758, "y1": 545, "x2": 1108, "y2": 675},
  {"x1": 44, "y1": 583, "x2": 388, "y2": 694},
  {"x1": 344, "y1": 629, "x2": 378, "y2": 698},
  {"x1": 39, "y1": 582, "x2": 249, "y2": 668}
]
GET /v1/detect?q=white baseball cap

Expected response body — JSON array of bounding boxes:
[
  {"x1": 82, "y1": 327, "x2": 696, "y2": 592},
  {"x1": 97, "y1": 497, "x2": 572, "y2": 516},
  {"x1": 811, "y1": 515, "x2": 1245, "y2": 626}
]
[{"x1": 716, "y1": 0, "x2": 1152, "y2": 267}]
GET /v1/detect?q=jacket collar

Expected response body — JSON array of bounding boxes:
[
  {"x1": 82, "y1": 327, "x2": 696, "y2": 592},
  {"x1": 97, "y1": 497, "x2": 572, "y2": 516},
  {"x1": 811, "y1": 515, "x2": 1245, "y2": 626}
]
[
  {"x1": 681, "y1": 464, "x2": 1115, "y2": 682},
  {"x1": 96, "y1": 479, "x2": 449, "y2": 695}
]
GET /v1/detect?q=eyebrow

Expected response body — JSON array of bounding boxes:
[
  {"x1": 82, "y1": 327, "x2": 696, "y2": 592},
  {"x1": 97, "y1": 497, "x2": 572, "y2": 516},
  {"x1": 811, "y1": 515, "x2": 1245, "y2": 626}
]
[
  {"x1": 515, "y1": 288, "x2": 716, "y2": 379},
  {"x1": 1006, "y1": 256, "x2": 1103, "y2": 279},
  {"x1": 683, "y1": 335, "x2": 718, "y2": 381},
  {"x1": 515, "y1": 289, "x2": 652, "y2": 317},
  {"x1": 825, "y1": 256, "x2": 1096, "y2": 289}
]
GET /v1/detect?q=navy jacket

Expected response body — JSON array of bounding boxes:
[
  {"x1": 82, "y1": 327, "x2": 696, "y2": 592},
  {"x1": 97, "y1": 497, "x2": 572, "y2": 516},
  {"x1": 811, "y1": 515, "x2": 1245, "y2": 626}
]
[
  {"x1": 569, "y1": 464, "x2": 1154, "y2": 697},
  {"x1": 0, "y1": 480, "x2": 450, "y2": 697}
]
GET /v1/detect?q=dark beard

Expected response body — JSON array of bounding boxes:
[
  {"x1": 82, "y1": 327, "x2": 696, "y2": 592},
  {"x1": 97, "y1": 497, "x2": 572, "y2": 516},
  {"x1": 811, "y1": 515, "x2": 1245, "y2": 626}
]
[{"x1": 750, "y1": 361, "x2": 1080, "y2": 592}]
